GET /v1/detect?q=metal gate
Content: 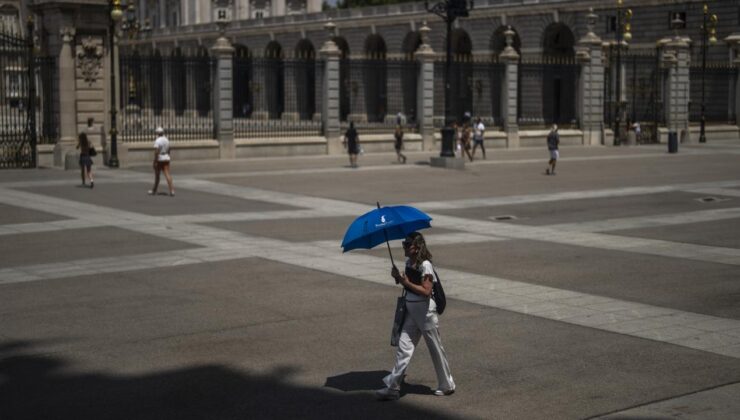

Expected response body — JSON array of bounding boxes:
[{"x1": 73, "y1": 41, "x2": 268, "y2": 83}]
[
  {"x1": 0, "y1": 25, "x2": 37, "y2": 168},
  {"x1": 605, "y1": 49, "x2": 664, "y2": 144}
]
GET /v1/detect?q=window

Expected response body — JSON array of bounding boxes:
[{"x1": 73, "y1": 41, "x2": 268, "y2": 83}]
[
  {"x1": 669, "y1": 11, "x2": 687, "y2": 29},
  {"x1": 606, "y1": 16, "x2": 617, "y2": 33},
  {"x1": 255, "y1": 11, "x2": 264, "y2": 19}
]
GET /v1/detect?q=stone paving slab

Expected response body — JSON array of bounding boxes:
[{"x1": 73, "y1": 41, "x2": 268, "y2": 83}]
[
  {"x1": 0, "y1": 226, "x2": 198, "y2": 269},
  {"x1": 364, "y1": 238, "x2": 740, "y2": 320},
  {"x1": 431, "y1": 192, "x2": 738, "y2": 226},
  {"x1": 0, "y1": 203, "x2": 69, "y2": 225},
  {"x1": 610, "y1": 218, "x2": 740, "y2": 250},
  {"x1": 19, "y1": 183, "x2": 300, "y2": 216},
  {"x1": 2, "y1": 258, "x2": 740, "y2": 419}
]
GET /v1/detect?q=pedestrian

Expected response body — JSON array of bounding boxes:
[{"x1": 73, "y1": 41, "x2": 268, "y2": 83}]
[
  {"x1": 545, "y1": 124, "x2": 559, "y2": 175},
  {"x1": 376, "y1": 231, "x2": 455, "y2": 401},
  {"x1": 76, "y1": 132, "x2": 94, "y2": 188},
  {"x1": 632, "y1": 121, "x2": 642, "y2": 144},
  {"x1": 343, "y1": 121, "x2": 360, "y2": 168},
  {"x1": 394, "y1": 125, "x2": 407, "y2": 164},
  {"x1": 471, "y1": 117, "x2": 486, "y2": 159},
  {"x1": 148, "y1": 126, "x2": 175, "y2": 196},
  {"x1": 460, "y1": 122, "x2": 474, "y2": 162}
]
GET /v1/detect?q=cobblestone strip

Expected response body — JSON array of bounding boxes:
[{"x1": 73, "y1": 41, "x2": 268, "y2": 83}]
[{"x1": 548, "y1": 207, "x2": 740, "y2": 233}]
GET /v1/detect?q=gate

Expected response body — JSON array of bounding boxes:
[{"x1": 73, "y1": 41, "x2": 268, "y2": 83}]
[
  {"x1": 0, "y1": 26, "x2": 36, "y2": 168},
  {"x1": 605, "y1": 50, "x2": 664, "y2": 144}
]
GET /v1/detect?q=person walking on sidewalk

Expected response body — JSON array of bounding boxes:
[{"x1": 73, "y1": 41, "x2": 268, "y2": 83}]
[
  {"x1": 76, "y1": 132, "x2": 94, "y2": 188},
  {"x1": 394, "y1": 125, "x2": 407, "y2": 164},
  {"x1": 545, "y1": 124, "x2": 559, "y2": 175},
  {"x1": 343, "y1": 122, "x2": 360, "y2": 168},
  {"x1": 376, "y1": 232, "x2": 456, "y2": 401},
  {"x1": 471, "y1": 117, "x2": 486, "y2": 160},
  {"x1": 460, "y1": 122, "x2": 474, "y2": 162},
  {"x1": 148, "y1": 127, "x2": 175, "y2": 196}
]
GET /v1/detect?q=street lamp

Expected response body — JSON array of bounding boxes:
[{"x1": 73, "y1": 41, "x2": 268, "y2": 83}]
[
  {"x1": 425, "y1": 0, "x2": 474, "y2": 158},
  {"x1": 613, "y1": 0, "x2": 632, "y2": 145},
  {"x1": 699, "y1": 3, "x2": 718, "y2": 143},
  {"x1": 108, "y1": 0, "x2": 123, "y2": 167}
]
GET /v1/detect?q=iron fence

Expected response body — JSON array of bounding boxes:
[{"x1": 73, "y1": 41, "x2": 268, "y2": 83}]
[
  {"x1": 233, "y1": 54, "x2": 323, "y2": 138},
  {"x1": 518, "y1": 57, "x2": 580, "y2": 128},
  {"x1": 340, "y1": 56, "x2": 418, "y2": 133},
  {"x1": 35, "y1": 56, "x2": 58, "y2": 145},
  {"x1": 120, "y1": 53, "x2": 216, "y2": 142},
  {"x1": 432, "y1": 56, "x2": 503, "y2": 129},
  {"x1": 689, "y1": 63, "x2": 737, "y2": 124}
]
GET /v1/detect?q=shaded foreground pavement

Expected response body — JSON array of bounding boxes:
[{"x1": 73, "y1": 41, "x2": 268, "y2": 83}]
[{"x1": 2, "y1": 144, "x2": 740, "y2": 419}]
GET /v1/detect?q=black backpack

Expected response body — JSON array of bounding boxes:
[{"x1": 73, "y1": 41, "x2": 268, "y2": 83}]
[{"x1": 432, "y1": 269, "x2": 447, "y2": 315}]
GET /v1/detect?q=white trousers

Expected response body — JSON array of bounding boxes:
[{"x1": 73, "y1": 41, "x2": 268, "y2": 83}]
[{"x1": 383, "y1": 301, "x2": 455, "y2": 391}]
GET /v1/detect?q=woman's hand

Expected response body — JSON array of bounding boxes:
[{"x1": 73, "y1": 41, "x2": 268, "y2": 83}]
[{"x1": 391, "y1": 266, "x2": 402, "y2": 284}]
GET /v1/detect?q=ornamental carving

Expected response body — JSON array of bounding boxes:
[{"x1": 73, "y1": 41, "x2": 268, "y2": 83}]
[{"x1": 76, "y1": 36, "x2": 104, "y2": 86}]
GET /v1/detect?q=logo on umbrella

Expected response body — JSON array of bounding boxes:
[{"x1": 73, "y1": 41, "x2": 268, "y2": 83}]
[{"x1": 376, "y1": 215, "x2": 392, "y2": 228}]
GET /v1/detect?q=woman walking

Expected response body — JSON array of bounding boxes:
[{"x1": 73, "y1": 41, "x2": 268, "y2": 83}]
[
  {"x1": 376, "y1": 232, "x2": 455, "y2": 400},
  {"x1": 148, "y1": 126, "x2": 175, "y2": 196},
  {"x1": 343, "y1": 122, "x2": 360, "y2": 168},
  {"x1": 460, "y1": 122, "x2": 474, "y2": 162},
  {"x1": 76, "y1": 132, "x2": 94, "y2": 188},
  {"x1": 394, "y1": 125, "x2": 407, "y2": 164}
]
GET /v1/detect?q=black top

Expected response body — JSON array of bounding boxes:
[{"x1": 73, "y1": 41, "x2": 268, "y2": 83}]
[
  {"x1": 345, "y1": 128, "x2": 359, "y2": 153},
  {"x1": 547, "y1": 131, "x2": 560, "y2": 150}
]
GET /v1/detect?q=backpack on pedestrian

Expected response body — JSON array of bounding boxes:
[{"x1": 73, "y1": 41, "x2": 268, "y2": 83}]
[{"x1": 432, "y1": 269, "x2": 447, "y2": 315}]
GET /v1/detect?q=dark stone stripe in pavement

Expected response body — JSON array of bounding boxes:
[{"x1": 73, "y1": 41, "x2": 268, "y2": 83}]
[{"x1": 0, "y1": 226, "x2": 199, "y2": 269}]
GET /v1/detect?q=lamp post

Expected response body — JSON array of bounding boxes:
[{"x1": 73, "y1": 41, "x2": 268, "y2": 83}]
[
  {"x1": 108, "y1": 0, "x2": 123, "y2": 167},
  {"x1": 699, "y1": 4, "x2": 718, "y2": 143},
  {"x1": 613, "y1": 0, "x2": 632, "y2": 145},
  {"x1": 425, "y1": 0, "x2": 473, "y2": 157}
]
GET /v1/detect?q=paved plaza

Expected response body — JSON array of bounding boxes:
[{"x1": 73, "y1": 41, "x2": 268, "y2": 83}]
[{"x1": 2, "y1": 143, "x2": 740, "y2": 419}]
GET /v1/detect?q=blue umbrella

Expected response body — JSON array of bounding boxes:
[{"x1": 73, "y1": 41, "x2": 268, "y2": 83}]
[{"x1": 341, "y1": 202, "x2": 432, "y2": 267}]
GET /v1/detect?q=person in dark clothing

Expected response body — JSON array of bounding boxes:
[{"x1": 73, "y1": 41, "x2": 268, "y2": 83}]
[
  {"x1": 546, "y1": 124, "x2": 559, "y2": 175},
  {"x1": 343, "y1": 122, "x2": 360, "y2": 168},
  {"x1": 394, "y1": 125, "x2": 407, "y2": 164},
  {"x1": 76, "y1": 132, "x2": 94, "y2": 188}
]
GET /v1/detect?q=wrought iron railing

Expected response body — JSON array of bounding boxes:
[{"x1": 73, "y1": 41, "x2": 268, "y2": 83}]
[
  {"x1": 689, "y1": 63, "x2": 738, "y2": 125},
  {"x1": 518, "y1": 56, "x2": 580, "y2": 128}
]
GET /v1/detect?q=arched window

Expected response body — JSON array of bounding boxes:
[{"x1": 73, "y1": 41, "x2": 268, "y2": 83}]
[
  {"x1": 194, "y1": 46, "x2": 211, "y2": 117},
  {"x1": 170, "y1": 47, "x2": 186, "y2": 116},
  {"x1": 542, "y1": 23, "x2": 577, "y2": 125},
  {"x1": 364, "y1": 34, "x2": 387, "y2": 123},
  {"x1": 450, "y1": 28, "x2": 473, "y2": 123},
  {"x1": 151, "y1": 50, "x2": 164, "y2": 115},
  {"x1": 265, "y1": 41, "x2": 284, "y2": 119},
  {"x1": 333, "y1": 36, "x2": 350, "y2": 121},
  {"x1": 294, "y1": 39, "x2": 316, "y2": 120},
  {"x1": 233, "y1": 45, "x2": 252, "y2": 118}
]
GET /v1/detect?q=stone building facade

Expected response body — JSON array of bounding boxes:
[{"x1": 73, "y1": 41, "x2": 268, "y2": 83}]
[{"x1": 18, "y1": 0, "x2": 740, "y2": 167}]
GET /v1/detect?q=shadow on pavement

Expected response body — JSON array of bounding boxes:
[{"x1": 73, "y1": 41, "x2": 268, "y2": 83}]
[
  {"x1": 0, "y1": 341, "x2": 451, "y2": 420},
  {"x1": 324, "y1": 370, "x2": 433, "y2": 397}
]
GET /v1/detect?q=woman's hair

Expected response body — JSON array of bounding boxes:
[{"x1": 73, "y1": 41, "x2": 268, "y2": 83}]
[
  {"x1": 77, "y1": 132, "x2": 88, "y2": 148},
  {"x1": 349, "y1": 121, "x2": 355, "y2": 130},
  {"x1": 407, "y1": 231, "x2": 432, "y2": 267}
]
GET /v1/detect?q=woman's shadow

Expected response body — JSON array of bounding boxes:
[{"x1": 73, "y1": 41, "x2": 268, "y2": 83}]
[{"x1": 324, "y1": 370, "x2": 433, "y2": 397}]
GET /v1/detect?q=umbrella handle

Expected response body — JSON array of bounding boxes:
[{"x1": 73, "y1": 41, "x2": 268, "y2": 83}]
[{"x1": 377, "y1": 202, "x2": 397, "y2": 272}]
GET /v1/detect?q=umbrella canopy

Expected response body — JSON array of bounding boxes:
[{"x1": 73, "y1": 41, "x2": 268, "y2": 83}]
[{"x1": 341, "y1": 204, "x2": 432, "y2": 252}]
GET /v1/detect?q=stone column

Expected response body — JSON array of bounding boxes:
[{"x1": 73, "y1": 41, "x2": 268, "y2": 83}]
[
  {"x1": 54, "y1": 27, "x2": 77, "y2": 168},
  {"x1": 212, "y1": 33, "x2": 235, "y2": 159},
  {"x1": 320, "y1": 22, "x2": 341, "y2": 155},
  {"x1": 576, "y1": 8, "x2": 604, "y2": 146},
  {"x1": 662, "y1": 36, "x2": 691, "y2": 143},
  {"x1": 415, "y1": 23, "x2": 435, "y2": 151},
  {"x1": 499, "y1": 26, "x2": 519, "y2": 148}
]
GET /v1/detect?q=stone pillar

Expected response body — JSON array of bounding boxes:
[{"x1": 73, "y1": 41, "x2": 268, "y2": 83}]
[
  {"x1": 499, "y1": 26, "x2": 519, "y2": 148},
  {"x1": 576, "y1": 8, "x2": 604, "y2": 146},
  {"x1": 415, "y1": 22, "x2": 435, "y2": 151},
  {"x1": 212, "y1": 34, "x2": 235, "y2": 159},
  {"x1": 662, "y1": 36, "x2": 691, "y2": 143},
  {"x1": 320, "y1": 22, "x2": 341, "y2": 155},
  {"x1": 53, "y1": 27, "x2": 77, "y2": 168}
]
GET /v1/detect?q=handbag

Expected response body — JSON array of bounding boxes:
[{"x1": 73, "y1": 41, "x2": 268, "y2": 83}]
[
  {"x1": 390, "y1": 291, "x2": 407, "y2": 347},
  {"x1": 88, "y1": 146, "x2": 97, "y2": 157},
  {"x1": 432, "y1": 269, "x2": 447, "y2": 315}
]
